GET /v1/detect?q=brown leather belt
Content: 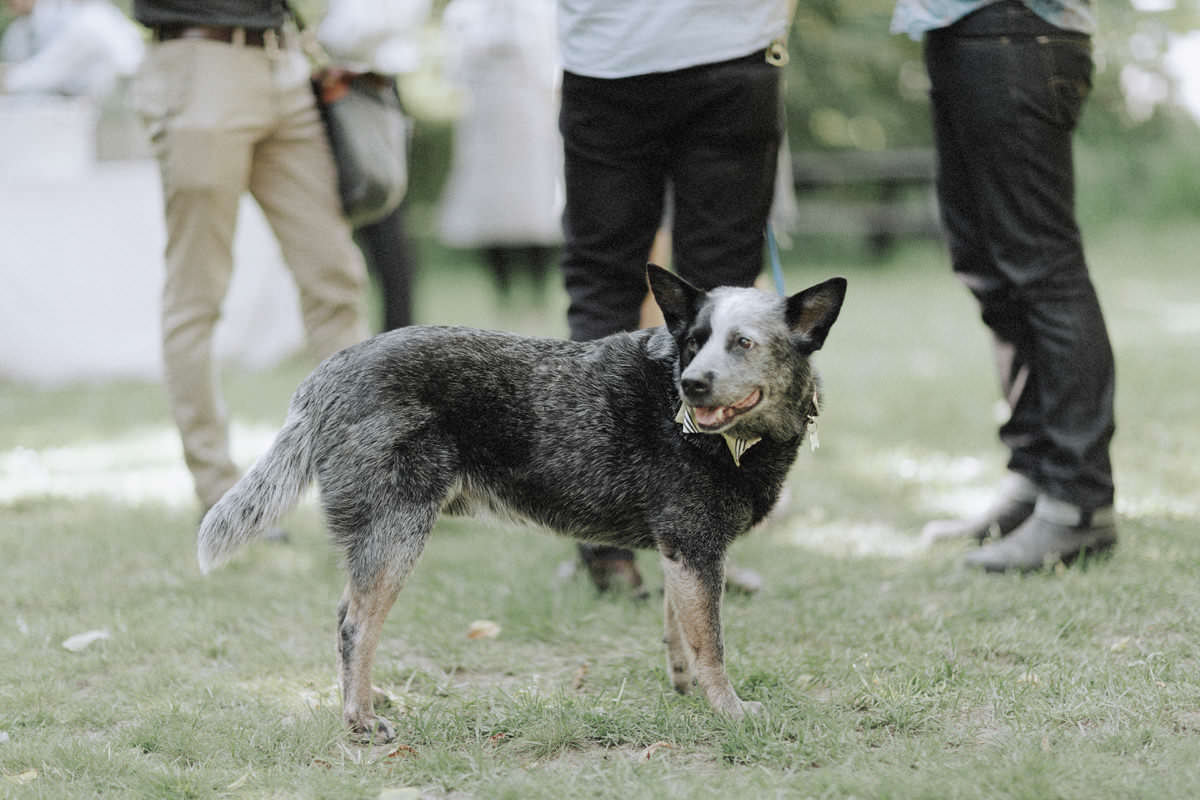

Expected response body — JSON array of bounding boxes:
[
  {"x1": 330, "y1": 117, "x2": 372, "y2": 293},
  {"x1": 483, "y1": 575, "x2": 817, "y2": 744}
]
[{"x1": 153, "y1": 24, "x2": 281, "y2": 47}]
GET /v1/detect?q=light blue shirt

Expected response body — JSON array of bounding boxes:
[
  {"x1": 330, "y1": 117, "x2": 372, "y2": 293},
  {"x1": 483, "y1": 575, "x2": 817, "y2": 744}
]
[{"x1": 890, "y1": 0, "x2": 1096, "y2": 41}]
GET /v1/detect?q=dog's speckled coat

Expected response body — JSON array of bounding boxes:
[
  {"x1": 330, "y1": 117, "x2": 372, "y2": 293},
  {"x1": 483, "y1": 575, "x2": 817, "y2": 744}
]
[{"x1": 198, "y1": 265, "x2": 846, "y2": 740}]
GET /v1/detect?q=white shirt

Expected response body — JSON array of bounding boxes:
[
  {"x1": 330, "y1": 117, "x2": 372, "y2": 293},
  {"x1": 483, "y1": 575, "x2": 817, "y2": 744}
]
[
  {"x1": 557, "y1": 0, "x2": 790, "y2": 78},
  {"x1": 317, "y1": 0, "x2": 431, "y2": 74},
  {"x1": 2, "y1": 0, "x2": 144, "y2": 97}
]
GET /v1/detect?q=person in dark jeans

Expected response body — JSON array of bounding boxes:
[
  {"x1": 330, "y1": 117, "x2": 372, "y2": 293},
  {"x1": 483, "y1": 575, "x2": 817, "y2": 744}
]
[
  {"x1": 892, "y1": 0, "x2": 1116, "y2": 571},
  {"x1": 556, "y1": 0, "x2": 792, "y2": 592},
  {"x1": 356, "y1": 201, "x2": 415, "y2": 331}
]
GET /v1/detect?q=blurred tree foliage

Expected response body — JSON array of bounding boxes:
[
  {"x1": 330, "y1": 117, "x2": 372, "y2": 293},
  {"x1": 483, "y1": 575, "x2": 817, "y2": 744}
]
[
  {"x1": 783, "y1": 0, "x2": 928, "y2": 150},
  {"x1": 780, "y1": 0, "x2": 1200, "y2": 152}
]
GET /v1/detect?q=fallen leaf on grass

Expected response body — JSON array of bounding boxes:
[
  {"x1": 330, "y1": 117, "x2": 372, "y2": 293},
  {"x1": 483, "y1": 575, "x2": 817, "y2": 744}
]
[
  {"x1": 312, "y1": 759, "x2": 333, "y2": 769},
  {"x1": 62, "y1": 629, "x2": 110, "y2": 652},
  {"x1": 466, "y1": 620, "x2": 500, "y2": 639},
  {"x1": 384, "y1": 744, "x2": 417, "y2": 759},
  {"x1": 640, "y1": 741, "x2": 673, "y2": 760},
  {"x1": 572, "y1": 663, "x2": 589, "y2": 690},
  {"x1": 4, "y1": 769, "x2": 38, "y2": 785}
]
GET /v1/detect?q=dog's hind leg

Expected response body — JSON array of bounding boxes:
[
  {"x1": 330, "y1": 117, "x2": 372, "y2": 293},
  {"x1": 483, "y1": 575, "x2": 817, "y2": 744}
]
[
  {"x1": 335, "y1": 504, "x2": 436, "y2": 743},
  {"x1": 659, "y1": 550, "x2": 763, "y2": 718}
]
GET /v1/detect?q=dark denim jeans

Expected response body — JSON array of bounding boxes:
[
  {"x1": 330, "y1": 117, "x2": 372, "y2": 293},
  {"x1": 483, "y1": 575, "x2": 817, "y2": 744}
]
[
  {"x1": 558, "y1": 51, "x2": 782, "y2": 341},
  {"x1": 925, "y1": 1, "x2": 1115, "y2": 510}
]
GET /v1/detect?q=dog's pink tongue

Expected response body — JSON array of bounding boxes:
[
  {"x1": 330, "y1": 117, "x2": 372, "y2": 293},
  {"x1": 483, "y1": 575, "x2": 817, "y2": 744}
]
[{"x1": 693, "y1": 406, "x2": 730, "y2": 427}]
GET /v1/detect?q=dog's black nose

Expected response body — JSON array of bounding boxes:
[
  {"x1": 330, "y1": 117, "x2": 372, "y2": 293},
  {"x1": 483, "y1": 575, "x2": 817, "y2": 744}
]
[{"x1": 681, "y1": 374, "x2": 712, "y2": 401}]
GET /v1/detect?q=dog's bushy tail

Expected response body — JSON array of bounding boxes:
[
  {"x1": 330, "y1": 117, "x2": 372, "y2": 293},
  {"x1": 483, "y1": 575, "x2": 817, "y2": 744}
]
[{"x1": 197, "y1": 406, "x2": 314, "y2": 574}]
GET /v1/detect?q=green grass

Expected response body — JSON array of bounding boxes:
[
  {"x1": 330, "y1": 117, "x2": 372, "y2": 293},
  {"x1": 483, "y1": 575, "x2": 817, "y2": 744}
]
[{"x1": 3, "y1": 220, "x2": 1200, "y2": 798}]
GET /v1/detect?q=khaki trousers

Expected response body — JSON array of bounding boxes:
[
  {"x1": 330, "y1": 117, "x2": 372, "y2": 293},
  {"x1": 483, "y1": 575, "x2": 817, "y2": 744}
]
[{"x1": 134, "y1": 36, "x2": 367, "y2": 509}]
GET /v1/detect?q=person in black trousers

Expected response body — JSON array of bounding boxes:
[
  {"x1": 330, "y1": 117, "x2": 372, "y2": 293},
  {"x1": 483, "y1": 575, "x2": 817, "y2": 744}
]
[
  {"x1": 355, "y1": 201, "x2": 415, "y2": 331},
  {"x1": 556, "y1": 1, "x2": 790, "y2": 591}
]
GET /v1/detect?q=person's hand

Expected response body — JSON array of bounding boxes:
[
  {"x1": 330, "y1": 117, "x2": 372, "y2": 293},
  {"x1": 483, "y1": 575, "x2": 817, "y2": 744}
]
[{"x1": 315, "y1": 67, "x2": 356, "y2": 103}]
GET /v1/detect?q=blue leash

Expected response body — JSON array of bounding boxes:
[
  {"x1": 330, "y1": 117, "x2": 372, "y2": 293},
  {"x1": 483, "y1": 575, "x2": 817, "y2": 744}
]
[{"x1": 766, "y1": 222, "x2": 786, "y2": 297}]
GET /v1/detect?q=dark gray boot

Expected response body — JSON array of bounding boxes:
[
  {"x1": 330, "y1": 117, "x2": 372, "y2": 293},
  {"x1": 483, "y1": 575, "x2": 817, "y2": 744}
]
[{"x1": 964, "y1": 496, "x2": 1116, "y2": 573}]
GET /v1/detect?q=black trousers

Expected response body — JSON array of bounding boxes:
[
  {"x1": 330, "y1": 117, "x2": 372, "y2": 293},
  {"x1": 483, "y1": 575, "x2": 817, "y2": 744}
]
[
  {"x1": 559, "y1": 50, "x2": 783, "y2": 568},
  {"x1": 558, "y1": 51, "x2": 783, "y2": 340},
  {"x1": 355, "y1": 201, "x2": 414, "y2": 331},
  {"x1": 925, "y1": 1, "x2": 1115, "y2": 510}
]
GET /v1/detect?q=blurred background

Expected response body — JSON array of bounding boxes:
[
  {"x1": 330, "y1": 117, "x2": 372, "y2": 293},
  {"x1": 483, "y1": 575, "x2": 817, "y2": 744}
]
[{"x1": 1, "y1": 0, "x2": 1197, "y2": 382}]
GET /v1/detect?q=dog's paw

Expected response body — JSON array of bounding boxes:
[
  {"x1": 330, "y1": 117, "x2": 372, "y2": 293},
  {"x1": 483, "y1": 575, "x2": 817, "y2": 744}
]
[{"x1": 347, "y1": 714, "x2": 396, "y2": 744}]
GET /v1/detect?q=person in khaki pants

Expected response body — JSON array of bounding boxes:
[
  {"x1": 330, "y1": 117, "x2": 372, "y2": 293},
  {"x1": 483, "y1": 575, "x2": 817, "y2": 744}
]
[{"x1": 131, "y1": 1, "x2": 368, "y2": 512}]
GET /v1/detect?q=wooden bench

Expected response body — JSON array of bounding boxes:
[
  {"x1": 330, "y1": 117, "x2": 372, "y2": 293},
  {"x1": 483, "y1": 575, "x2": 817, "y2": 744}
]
[{"x1": 787, "y1": 148, "x2": 942, "y2": 256}]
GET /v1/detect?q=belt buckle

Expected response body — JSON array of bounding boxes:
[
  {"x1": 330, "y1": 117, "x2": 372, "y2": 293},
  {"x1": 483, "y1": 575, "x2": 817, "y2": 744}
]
[{"x1": 765, "y1": 39, "x2": 789, "y2": 67}]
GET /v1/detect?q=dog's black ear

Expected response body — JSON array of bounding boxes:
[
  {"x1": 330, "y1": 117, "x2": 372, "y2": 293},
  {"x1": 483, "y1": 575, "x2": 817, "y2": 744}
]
[
  {"x1": 647, "y1": 263, "x2": 703, "y2": 337},
  {"x1": 786, "y1": 277, "x2": 847, "y2": 352}
]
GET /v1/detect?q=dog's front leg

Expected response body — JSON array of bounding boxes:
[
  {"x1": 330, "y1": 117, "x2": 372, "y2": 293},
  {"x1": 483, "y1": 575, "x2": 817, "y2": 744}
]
[
  {"x1": 659, "y1": 550, "x2": 763, "y2": 718},
  {"x1": 661, "y1": 574, "x2": 695, "y2": 694}
]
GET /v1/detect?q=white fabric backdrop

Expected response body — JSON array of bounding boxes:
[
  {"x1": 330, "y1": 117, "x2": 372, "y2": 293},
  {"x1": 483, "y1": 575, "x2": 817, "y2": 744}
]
[{"x1": 0, "y1": 100, "x2": 304, "y2": 385}]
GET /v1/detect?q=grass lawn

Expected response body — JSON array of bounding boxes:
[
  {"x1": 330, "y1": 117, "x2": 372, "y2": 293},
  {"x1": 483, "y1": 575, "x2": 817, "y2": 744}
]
[{"x1": 2, "y1": 220, "x2": 1199, "y2": 798}]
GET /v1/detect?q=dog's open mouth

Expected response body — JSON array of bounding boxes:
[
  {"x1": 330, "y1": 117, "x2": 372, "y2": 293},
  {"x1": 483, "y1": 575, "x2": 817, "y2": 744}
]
[{"x1": 690, "y1": 388, "x2": 762, "y2": 431}]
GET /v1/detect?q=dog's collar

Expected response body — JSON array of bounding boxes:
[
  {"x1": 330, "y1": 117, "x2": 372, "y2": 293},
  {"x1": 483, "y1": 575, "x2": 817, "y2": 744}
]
[
  {"x1": 674, "y1": 390, "x2": 821, "y2": 467},
  {"x1": 674, "y1": 404, "x2": 762, "y2": 467}
]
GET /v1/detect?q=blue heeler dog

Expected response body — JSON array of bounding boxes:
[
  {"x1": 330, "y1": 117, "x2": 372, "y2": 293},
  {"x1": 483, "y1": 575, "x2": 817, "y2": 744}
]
[{"x1": 198, "y1": 264, "x2": 846, "y2": 741}]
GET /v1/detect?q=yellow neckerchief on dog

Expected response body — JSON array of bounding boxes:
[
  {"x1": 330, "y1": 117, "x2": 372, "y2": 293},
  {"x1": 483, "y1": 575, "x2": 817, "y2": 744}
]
[{"x1": 674, "y1": 390, "x2": 820, "y2": 467}]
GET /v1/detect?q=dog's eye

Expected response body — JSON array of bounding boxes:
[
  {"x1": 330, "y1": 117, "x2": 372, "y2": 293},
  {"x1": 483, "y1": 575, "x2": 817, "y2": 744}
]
[
  {"x1": 684, "y1": 335, "x2": 698, "y2": 355},
  {"x1": 736, "y1": 336, "x2": 755, "y2": 351}
]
